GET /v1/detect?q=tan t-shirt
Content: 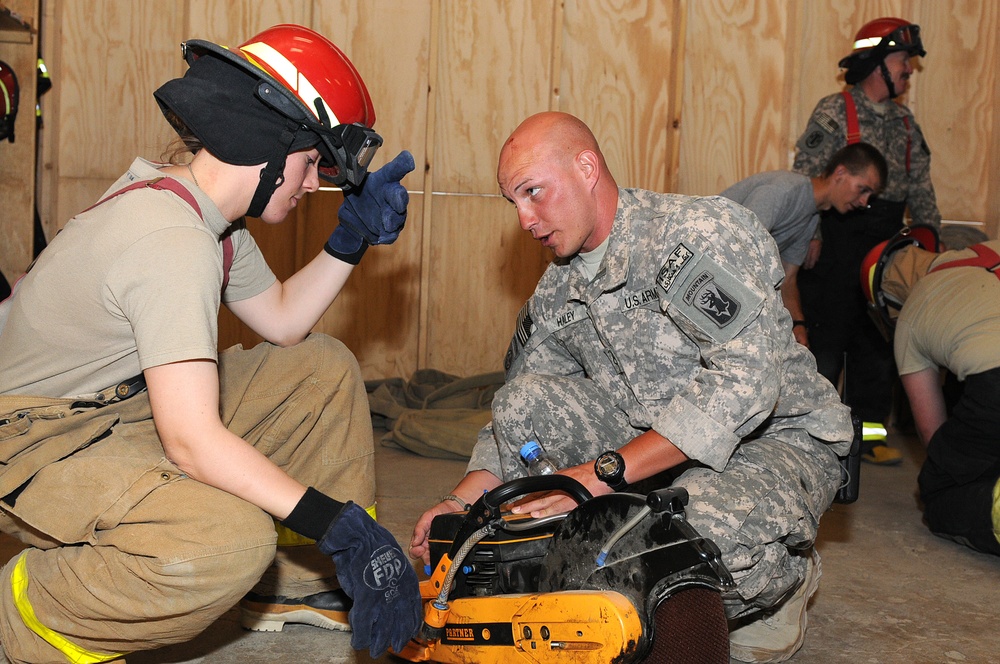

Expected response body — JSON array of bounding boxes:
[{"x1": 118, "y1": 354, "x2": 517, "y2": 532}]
[
  {"x1": 895, "y1": 240, "x2": 1000, "y2": 380},
  {"x1": 0, "y1": 158, "x2": 275, "y2": 398}
]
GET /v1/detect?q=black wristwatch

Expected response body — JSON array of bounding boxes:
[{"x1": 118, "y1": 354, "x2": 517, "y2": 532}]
[{"x1": 594, "y1": 450, "x2": 628, "y2": 491}]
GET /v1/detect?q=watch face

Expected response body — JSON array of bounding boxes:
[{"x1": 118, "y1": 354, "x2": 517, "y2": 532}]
[{"x1": 596, "y1": 452, "x2": 623, "y2": 479}]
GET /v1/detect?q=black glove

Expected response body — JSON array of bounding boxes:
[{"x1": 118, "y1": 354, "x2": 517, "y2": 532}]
[
  {"x1": 325, "y1": 150, "x2": 415, "y2": 264},
  {"x1": 317, "y1": 501, "x2": 422, "y2": 657}
]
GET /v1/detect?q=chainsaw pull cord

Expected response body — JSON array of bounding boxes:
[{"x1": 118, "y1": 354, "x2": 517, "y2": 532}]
[
  {"x1": 434, "y1": 524, "x2": 495, "y2": 608},
  {"x1": 596, "y1": 504, "x2": 651, "y2": 567}
]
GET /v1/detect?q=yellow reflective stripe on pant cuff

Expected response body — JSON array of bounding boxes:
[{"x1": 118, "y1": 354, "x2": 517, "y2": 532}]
[
  {"x1": 273, "y1": 502, "x2": 378, "y2": 546},
  {"x1": 274, "y1": 521, "x2": 315, "y2": 546},
  {"x1": 862, "y1": 421, "x2": 887, "y2": 441},
  {"x1": 11, "y1": 555, "x2": 125, "y2": 664}
]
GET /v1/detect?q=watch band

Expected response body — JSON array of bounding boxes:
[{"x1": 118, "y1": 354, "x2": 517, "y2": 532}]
[{"x1": 595, "y1": 450, "x2": 628, "y2": 491}]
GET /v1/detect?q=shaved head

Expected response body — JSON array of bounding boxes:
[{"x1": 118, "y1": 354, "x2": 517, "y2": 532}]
[
  {"x1": 498, "y1": 112, "x2": 604, "y2": 182},
  {"x1": 496, "y1": 112, "x2": 618, "y2": 258}
]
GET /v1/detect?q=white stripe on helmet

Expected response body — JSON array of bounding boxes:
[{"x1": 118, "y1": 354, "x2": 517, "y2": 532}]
[{"x1": 240, "y1": 41, "x2": 341, "y2": 126}]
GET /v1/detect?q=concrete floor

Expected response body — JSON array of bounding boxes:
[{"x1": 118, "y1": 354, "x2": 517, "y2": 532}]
[{"x1": 3, "y1": 428, "x2": 999, "y2": 663}]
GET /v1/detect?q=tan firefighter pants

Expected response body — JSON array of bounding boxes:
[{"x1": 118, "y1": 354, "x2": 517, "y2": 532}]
[{"x1": 0, "y1": 335, "x2": 375, "y2": 663}]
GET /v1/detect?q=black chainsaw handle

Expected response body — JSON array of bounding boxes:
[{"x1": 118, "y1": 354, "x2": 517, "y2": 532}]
[
  {"x1": 484, "y1": 474, "x2": 592, "y2": 510},
  {"x1": 443, "y1": 475, "x2": 593, "y2": 572}
]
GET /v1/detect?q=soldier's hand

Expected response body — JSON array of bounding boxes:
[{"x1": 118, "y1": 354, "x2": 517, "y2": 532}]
[
  {"x1": 409, "y1": 500, "x2": 462, "y2": 566},
  {"x1": 793, "y1": 324, "x2": 809, "y2": 348},
  {"x1": 508, "y1": 463, "x2": 610, "y2": 518}
]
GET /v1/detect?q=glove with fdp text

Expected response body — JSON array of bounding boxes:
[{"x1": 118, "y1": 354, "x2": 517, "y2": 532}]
[
  {"x1": 325, "y1": 150, "x2": 415, "y2": 264},
  {"x1": 317, "y1": 501, "x2": 422, "y2": 657}
]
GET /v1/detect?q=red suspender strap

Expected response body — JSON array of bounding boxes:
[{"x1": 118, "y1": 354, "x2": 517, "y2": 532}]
[
  {"x1": 220, "y1": 232, "x2": 234, "y2": 293},
  {"x1": 81, "y1": 177, "x2": 202, "y2": 218},
  {"x1": 841, "y1": 91, "x2": 861, "y2": 145},
  {"x1": 929, "y1": 244, "x2": 1000, "y2": 281},
  {"x1": 79, "y1": 177, "x2": 233, "y2": 293},
  {"x1": 842, "y1": 91, "x2": 913, "y2": 175}
]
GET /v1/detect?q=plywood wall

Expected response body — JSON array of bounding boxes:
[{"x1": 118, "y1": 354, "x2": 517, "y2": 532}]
[{"x1": 5, "y1": 0, "x2": 997, "y2": 381}]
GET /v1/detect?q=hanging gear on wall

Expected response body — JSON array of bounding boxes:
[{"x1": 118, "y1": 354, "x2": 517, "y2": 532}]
[
  {"x1": 0, "y1": 59, "x2": 20, "y2": 143},
  {"x1": 35, "y1": 57, "x2": 51, "y2": 130}
]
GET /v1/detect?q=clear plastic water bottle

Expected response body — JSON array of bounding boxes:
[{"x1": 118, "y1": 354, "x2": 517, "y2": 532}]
[{"x1": 520, "y1": 440, "x2": 558, "y2": 476}]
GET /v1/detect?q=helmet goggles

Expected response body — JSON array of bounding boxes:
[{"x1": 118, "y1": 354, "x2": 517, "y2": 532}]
[
  {"x1": 317, "y1": 120, "x2": 383, "y2": 188},
  {"x1": 245, "y1": 73, "x2": 383, "y2": 188},
  {"x1": 853, "y1": 24, "x2": 924, "y2": 57}
]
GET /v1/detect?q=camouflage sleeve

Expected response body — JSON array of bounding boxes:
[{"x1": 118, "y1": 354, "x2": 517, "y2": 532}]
[
  {"x1": 467, "y1": 419, "x2": 503, "y2": 478},
  {"x1": 792, "y1": 94, "x2": 844, "y2": 177},
  {"x1": 501, "y1": 298, "x2": 584, "y2": 381},
  {"x1": 651, "y1": 199, "x2": 787, "y2": 471},
  {"x1": 467, "y1": 296, "x2": 585, "y2": 478},
  {"x1": 904, "y1": 121, "x2": 941, "y2": 227}
]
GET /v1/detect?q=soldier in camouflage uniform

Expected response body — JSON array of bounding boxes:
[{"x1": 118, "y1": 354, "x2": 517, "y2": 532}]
[
  {"x1": 411, "y1": 112, "x2": 854, "y2": 663},
  {"x1": 793, "y1": 17, "x2": 940, "y2": 466}
]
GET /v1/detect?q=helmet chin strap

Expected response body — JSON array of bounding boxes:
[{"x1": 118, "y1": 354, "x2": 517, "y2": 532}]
[
  {"x1": 879, "y1": 61, "x2": 900, "y2": 99},
  {"x1": 245, "y1": 121, "x2": 302, "y2": 218}
]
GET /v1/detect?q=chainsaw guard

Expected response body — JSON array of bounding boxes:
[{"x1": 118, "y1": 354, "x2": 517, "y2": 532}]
[{"x1": 538, "y1": 489, "x2": 734, "y2": 661}]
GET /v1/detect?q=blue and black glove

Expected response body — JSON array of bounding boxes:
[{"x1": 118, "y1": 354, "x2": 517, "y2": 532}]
[
  {"x1": 317, "y1": 501, "x2": 422, "y2": 657},
  {"x1": 325, "y1": 150, "x2": 415, "y2": 264}
]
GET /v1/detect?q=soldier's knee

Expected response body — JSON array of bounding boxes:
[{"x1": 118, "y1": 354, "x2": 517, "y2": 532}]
[{"x1": 492, "y1": 374, "x2": 546, "y2": 414}]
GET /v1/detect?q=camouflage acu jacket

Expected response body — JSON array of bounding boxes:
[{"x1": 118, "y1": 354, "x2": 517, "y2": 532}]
[
  {"x1": 793, "y1": 86, "x2": 940, "y2": 227},
  {"x1": 502, "y1": 189, "x2": 853, "y2": 471}
]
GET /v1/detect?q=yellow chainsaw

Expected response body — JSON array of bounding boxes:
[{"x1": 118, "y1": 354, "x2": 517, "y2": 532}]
[{"x1": 396, "y1": 476, "x2": 734, "y2": 663}]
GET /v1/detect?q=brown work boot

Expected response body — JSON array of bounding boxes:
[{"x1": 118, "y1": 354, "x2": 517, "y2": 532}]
[
  {"x1": 728, "y1": 550, "x2": 821, "y2": 663},
  {"x1": 239, "y1": 588, "x2": 352, "y2": 632}
]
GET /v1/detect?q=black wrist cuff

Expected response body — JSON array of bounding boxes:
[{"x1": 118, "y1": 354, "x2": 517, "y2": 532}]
[
  {"x1": 324, "y1": 239, "x2": 369, "y2": 265},
  {"x1": 281, "y1": 487, "x2": 347, "y2": 541},
  {"x1": 792, "y1": 320, "x2": 807, "y2": 327}
]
